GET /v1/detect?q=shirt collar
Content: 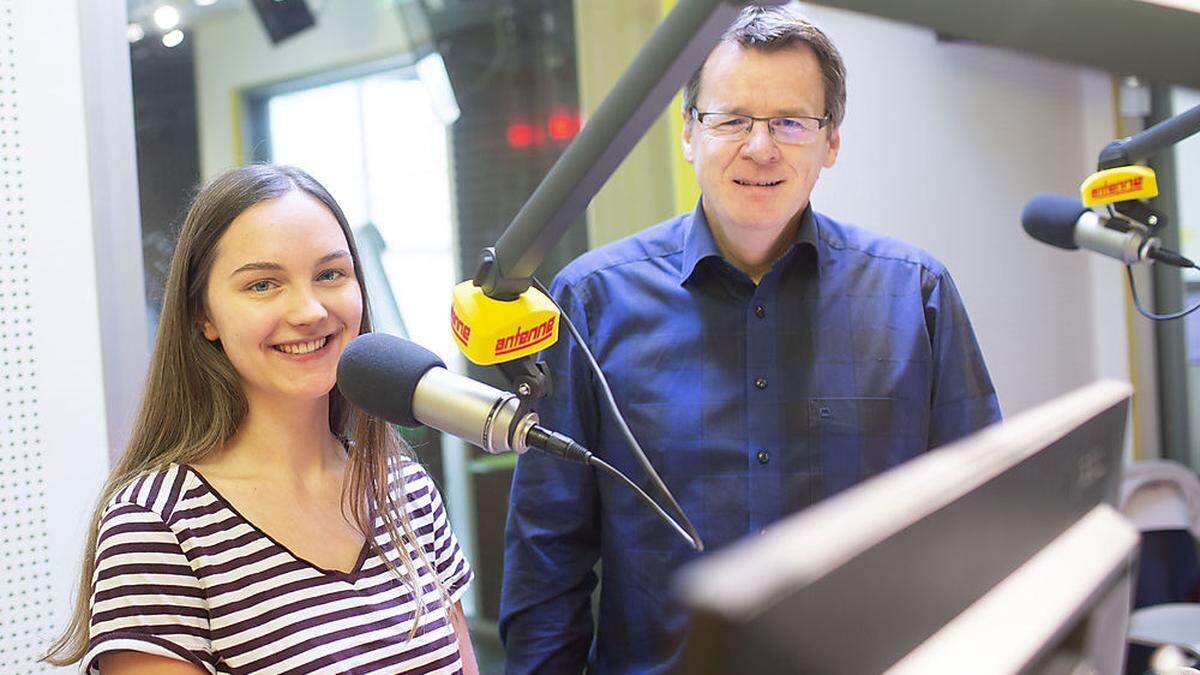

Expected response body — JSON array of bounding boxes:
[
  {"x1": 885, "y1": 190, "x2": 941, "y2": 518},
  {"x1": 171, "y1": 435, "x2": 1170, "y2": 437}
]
[{"x1": 679, "y1": 199, "x2": 821, "y2": 285}]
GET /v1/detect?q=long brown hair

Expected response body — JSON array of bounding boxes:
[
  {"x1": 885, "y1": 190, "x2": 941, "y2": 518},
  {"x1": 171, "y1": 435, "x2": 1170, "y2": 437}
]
[{"x1": 44, "y1": 164, "x2": 445, "y2": 665}]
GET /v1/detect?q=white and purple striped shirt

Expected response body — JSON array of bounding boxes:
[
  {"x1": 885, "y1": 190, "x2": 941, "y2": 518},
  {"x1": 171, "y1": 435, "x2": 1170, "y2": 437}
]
[{"x1": 84, "y1": 461, "x2": 473, "y2": 674}]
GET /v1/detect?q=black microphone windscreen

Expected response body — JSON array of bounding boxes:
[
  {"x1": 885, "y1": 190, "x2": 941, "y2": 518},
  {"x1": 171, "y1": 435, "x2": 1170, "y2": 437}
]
[
  {"x1": 336, "y1": 333, "x2": 445, "y2": 427},
  {"x1": 1021, "y1": 193, "x2": 1088, "y2": 250}
]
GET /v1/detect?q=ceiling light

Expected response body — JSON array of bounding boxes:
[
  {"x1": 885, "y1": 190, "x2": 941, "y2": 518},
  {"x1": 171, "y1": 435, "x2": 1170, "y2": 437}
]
[
  {"x1": 162, "y1": 29, "x2": 185, "y2": 48},
  {"x1": 153, "y1": 5, "x2": 181, "y2": 31},
  {"x1": 194, "y1": 0, "x2": 218, "y2": 6},
  {"x1": 126, "y1": 23, "x2": 145, "y2": 43}
]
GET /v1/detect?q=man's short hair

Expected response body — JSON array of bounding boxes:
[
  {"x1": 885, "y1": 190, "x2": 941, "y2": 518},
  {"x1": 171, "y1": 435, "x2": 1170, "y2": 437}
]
[{"x1": 682, "y1": 4, "x2": 847, "y2": 129}]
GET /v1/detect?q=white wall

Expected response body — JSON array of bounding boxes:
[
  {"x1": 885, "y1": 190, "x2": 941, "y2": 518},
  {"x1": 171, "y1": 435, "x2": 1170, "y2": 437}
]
[
  {"x1": 192, "y1": 0, "x2": 413, "y2": 180},
  {"x1": 1173, "y1": 87, "x2": 1200, "y2": 264},
  {"x1": 5, "y1": 0, "x2": 145, "y2": 670},
  {"x1": 1174, "y1": 86, "x2": 1200, "y2": 466},
  {"x1": 799, "y1": 6, "x2": 1126, "y2": 418}
]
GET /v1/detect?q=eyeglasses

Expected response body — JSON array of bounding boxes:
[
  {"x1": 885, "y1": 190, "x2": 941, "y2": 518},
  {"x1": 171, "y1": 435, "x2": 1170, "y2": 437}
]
[{"x1": 690, "y1": 108, "x2": 831, "y2": 145}]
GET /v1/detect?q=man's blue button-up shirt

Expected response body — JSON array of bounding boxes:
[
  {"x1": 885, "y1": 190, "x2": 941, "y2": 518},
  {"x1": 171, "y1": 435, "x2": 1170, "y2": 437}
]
[{"x1": 500, "y1": 204, "x2": 1001, "y2": 674}]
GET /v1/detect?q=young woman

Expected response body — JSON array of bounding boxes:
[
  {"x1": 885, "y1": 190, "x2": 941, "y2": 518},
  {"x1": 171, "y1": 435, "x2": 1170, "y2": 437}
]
[{"x1": 44, "y1": 165, "x2": 478, "y2": 674}]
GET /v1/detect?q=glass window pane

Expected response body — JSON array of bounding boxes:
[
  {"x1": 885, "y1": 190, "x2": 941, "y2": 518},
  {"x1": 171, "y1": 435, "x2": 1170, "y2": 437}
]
[
  {"x1": 361, "y1": 74, "x2": 458, "y2": 363},
  {"x1": 268, "y1": 81, "x2": 368, "y2": 227}
]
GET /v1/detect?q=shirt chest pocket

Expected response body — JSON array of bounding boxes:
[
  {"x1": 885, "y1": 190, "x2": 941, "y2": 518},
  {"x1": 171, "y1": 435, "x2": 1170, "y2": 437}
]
[{"x1": 805, "y1": 396, "x2": 926, "y2": 493}]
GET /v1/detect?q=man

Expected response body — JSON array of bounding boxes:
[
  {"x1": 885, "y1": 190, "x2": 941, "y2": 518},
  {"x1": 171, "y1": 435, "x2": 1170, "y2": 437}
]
[{"x1": 500, "y1": 6, "x2": 1001, "y2": 673}]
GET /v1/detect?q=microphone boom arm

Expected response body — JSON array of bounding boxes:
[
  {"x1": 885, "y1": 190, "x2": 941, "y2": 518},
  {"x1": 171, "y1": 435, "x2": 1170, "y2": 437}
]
[{"x1": 1098, "y1": 101, "x2": 1200, "y2": 170}]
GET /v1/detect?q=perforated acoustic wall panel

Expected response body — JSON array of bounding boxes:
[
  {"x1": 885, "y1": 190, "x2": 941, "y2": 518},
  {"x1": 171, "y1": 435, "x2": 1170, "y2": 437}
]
[
  {"x1": 0, "y1": 1, "x2": 55, "y2": 669},
  {"x1": 0, "y1": 0, "x2": 144, "y2": 671}
]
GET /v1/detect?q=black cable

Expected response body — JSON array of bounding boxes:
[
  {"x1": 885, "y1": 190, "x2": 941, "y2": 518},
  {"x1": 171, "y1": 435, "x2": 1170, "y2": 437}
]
[
  {"x1": 526, "y1": 427, "x2": 697, "y2": 548},
  {"x1": 527, "y1": 427, "x2": 698, "y2": 547},
  {"x1": 1125, "y1": 264, "x2": 1200, "y2": 321},
  {"x1": 532, "y1": 277, "x2": 705, "y2": 552},
  {"x1": 587, "y1": 455, "x2": 699, "y2": 550}
]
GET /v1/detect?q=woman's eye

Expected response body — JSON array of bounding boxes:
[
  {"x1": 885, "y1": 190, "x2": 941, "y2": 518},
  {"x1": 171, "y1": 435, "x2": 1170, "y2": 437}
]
[
  {"x1": 247, "y1": 280, "x2": 276, "y2": 293},
  {"x1": 318, "y1": 268, "x2": 346, "y2": 282}
]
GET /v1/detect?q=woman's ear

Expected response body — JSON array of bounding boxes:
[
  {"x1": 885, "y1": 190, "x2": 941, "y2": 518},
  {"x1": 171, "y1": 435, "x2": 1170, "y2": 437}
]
[{"x1": 200, "y1": 315, "x2": 219, "y2": 342}]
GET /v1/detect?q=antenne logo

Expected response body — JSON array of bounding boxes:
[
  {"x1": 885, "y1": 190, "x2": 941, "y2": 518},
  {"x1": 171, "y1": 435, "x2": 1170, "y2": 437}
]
[
  {"x1": 494, "y1": 316, "x2": 556, "y2": 356},
  {"x1": 1090, "y1": 176, "x2": 1143, "y2": 201},
  {"x1": 451, "y1": 307, "x2": 471, "y2": 346}
]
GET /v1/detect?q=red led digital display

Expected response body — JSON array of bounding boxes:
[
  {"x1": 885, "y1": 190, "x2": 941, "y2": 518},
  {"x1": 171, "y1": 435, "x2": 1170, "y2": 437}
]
[
  {"x1": 506, "y1": 108, "x2": 580, "y2": 148},
  {"x1": 547, "y1": 108, "x2": 580, "y2": 140}
]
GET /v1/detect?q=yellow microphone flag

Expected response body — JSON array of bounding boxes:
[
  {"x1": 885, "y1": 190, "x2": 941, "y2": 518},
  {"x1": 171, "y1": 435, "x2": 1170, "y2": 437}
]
[
  {"x1": 1080, "y1": 166, "x2": 1158, "y2": 207},
  {"x1": 450, "y1": 281, "x2": 561, "y2": 365}
]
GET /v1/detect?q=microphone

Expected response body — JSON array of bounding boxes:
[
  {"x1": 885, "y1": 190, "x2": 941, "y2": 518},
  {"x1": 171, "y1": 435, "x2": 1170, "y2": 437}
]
[
  {"x1": 1021, "y1": 193, "x2": 1195, "y2": 268},
  {"x1": 336, "y1": 332, "x2": 588, "y2": 462}
]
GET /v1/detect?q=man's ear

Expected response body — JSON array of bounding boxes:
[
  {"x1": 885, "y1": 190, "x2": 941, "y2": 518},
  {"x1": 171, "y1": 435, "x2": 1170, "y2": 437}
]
[
  {"x1": 681, "y1": 109, "x2": 695, "y2": 164},
  {"x1": 823, "y1": 125, "x2": 841, "y2": 169}
]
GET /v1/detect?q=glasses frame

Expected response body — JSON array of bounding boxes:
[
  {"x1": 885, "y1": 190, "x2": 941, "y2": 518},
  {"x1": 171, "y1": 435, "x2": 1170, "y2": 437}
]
[{"x1": 690, "y1": 107, "x2": 831, "y2": 145}]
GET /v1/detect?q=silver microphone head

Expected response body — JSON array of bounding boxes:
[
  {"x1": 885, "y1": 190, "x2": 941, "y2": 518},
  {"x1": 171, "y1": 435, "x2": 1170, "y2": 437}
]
[
  {"x1": 1072, "y1": 210, "x2": 1148, "y2": 264},
  {"x1": 411, "y1": 368, "x2": 537, "y2": 454}
]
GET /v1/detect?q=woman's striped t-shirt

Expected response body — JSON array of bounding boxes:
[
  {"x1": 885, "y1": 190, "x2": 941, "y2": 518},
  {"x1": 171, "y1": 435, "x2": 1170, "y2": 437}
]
[{"x1": 83, "y1": 461, "x2": 473, "y2": 674}]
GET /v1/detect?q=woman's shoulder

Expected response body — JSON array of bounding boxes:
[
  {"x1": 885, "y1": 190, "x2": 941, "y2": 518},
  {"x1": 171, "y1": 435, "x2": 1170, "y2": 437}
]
[
  {"x1": 99, "y1": 463, "x2": 201, "y2": 527},
  {"x1": 387, "y1": 456, "x2": 431, "y2": 493},
  {"x1": 385, "y1": 457, "x2": 444, "y2": 511},
  {"x1": 93, "y1": 465, "x2": 208, "y2": 567}
]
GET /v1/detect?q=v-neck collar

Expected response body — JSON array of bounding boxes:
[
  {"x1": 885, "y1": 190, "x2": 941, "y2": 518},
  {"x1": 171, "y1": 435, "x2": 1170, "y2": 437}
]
[{"x1": 181, "y1": 464, "x2": 372, "y2": 583}]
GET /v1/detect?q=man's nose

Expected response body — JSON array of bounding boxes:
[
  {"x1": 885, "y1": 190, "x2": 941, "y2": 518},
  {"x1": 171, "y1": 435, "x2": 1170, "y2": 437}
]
[{"x1": 741, "y1": 120, "x2": 780, "y2": 162}]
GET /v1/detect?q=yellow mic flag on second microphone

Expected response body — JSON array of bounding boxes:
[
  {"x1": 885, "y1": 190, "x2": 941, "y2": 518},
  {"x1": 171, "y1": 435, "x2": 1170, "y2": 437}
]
[{"x1": 1080, "y1": 165, "x2": 1158, "y2": 207}]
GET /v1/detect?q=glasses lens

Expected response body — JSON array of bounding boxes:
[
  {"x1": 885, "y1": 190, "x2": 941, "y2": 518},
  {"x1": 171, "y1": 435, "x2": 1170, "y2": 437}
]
[
  {"x1": 697, "y1": 113, "x2": 824, "y2": 144},
  {"x1": 700, "y1": 113, "x2": 751, "y2": 139},
  {"x1": 769, "y1": 117, "x2": 817, "y2": 145}
]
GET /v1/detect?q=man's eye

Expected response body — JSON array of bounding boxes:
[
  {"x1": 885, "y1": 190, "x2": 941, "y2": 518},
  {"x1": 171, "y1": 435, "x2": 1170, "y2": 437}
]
[
  {"x1": 774, "y1": 118, "x2": 806, "y2": 130},
  {"x1": 716, "y1": 117, "x2": 749, "y2": 129}
]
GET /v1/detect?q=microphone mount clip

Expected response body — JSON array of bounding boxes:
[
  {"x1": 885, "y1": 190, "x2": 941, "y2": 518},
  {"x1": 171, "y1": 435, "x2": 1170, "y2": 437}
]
[
  {"x1": 496, "y1": 355, "x2": 554, "y2": 444},
  {"x1": 1109, "y1": 199, "x2": 1167, "y2": 235}
]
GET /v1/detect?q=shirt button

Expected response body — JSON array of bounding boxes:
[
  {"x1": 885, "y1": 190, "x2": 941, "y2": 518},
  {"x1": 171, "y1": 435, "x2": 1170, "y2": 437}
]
[
  {"x1": 755, "y1": 377, "x2": 767, "y2": 390},
  {"x1": 755, "y1": 304, "x2": 766, "y2": 318},
  {"x1": 756, "y1": 450, "x2": 770, "y2": 464}
]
